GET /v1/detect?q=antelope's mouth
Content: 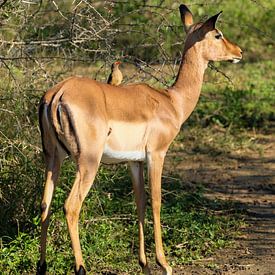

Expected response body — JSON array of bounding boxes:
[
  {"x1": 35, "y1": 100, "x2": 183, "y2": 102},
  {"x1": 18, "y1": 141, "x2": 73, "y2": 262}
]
[{"x1": 230, "y1": 58, "x2": 241, "y2": 64}]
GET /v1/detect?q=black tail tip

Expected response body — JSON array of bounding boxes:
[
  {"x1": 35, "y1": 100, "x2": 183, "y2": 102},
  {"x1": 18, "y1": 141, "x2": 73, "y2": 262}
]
[{"x1": 36, "y1": 260, "x2": 47, "y2": 275}]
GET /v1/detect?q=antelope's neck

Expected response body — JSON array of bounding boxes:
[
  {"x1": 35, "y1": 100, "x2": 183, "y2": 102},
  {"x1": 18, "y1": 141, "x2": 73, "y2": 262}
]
[{"x1": 169, "y1": 48, "x2": 208, "y2": 124}]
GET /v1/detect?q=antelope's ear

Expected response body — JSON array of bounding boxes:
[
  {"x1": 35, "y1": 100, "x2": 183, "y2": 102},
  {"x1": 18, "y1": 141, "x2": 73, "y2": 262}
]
[
  {"x1": 179, "y1": 4, "x2": 193, "y2": 33},
  {"x1": 200, "y1": 11, "x2": 222, "y2": 35}
]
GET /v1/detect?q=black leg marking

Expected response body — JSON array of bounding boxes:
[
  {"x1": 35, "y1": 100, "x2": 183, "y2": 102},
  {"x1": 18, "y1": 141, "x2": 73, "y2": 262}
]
[
  {"x1": 36, "y1": 260, "x2": 47, "y2": 275},
  {"x1": 74, "y1": 265, "x2": 86, "y2": 275},
  {"x1": 48, "y1": 102, "x2": 71, "y2": 155},
  {"x1": 61, "y1": 103, "x2": 81, "y2": 155}
]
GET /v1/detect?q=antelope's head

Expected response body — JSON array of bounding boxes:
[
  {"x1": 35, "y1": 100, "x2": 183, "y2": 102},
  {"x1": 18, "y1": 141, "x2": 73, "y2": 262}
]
[{"x1": 179, "y1": 4, "x2": 242, "y2": 63}]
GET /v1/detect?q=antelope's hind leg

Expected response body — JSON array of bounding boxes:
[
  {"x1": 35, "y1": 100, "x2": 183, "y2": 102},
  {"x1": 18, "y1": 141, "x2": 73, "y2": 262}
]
[
  {"x1": 129, "y1": 162, "x2": 151, "y2": 274},
  {"x1": 37, "y1": 148, "x2": 63, "y2": 275},
  {"x1": 37, "y1": 102, "x2": 66, "y2": 275},
  {"x1": 64, "y1": 154, "x2": 102, "y2": 275}
]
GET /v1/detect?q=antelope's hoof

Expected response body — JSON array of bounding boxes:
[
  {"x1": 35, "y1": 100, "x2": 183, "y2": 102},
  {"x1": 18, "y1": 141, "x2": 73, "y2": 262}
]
[
  {"x1": 74, "y1": 265, "x2": 86, "y2": 275},
  {"x1": 36, "y1": 260, "x2": 47, "y2": 275},
  {"x1": 142, "y1": 265, "x2": 151, "y2": 275}
]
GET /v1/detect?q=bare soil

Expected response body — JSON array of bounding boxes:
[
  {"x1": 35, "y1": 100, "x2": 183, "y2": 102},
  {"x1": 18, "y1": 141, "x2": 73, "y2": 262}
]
[{"x1": 167, "y1": 132, "x2": 275, "y2": 275}]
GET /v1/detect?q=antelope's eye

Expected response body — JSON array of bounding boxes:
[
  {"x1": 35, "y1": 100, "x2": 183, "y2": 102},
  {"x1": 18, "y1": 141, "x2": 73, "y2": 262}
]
[{"x1": 215, "y1": 33, "x2": 222, "y2": 39}]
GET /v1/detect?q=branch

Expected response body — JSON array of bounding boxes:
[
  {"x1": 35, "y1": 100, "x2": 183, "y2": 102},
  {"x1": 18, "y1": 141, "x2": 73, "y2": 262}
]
[
  {"x1": 0, "y1": 0, "x2": 8, "y2": 9},
  {"x1": 208, "y1": 62, "x2": 234, "y2": 86},
  {"x1": 0, "y1": 58, "x2": 17, "y2": 82}
]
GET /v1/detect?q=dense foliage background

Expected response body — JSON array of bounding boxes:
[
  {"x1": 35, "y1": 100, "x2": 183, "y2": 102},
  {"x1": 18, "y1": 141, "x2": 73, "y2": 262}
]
[{"x1": 0, "y1": 0, "x2": 274, "y2": 273}]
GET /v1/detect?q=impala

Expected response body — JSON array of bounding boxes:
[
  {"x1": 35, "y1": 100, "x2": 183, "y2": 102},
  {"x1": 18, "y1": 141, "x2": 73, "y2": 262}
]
[{"x1": 37, "y1": 4, "x2": 242, "y2": 275}]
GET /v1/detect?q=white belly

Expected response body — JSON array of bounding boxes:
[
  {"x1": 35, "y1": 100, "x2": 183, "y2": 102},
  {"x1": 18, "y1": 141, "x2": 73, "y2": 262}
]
[
  {"x1": 101, "y1": 146, "x2": 146, "y2": 164},
  {"x1": 101, "y1": 121, "x2": 148, "y2": 164}
]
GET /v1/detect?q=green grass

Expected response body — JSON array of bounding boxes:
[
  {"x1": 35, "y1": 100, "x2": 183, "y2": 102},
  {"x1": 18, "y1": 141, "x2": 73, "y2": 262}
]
[
  {"x1": 191, "y1": 60, "x2": 275, "y2": 130},
  {"x1": 0, "y1": 162, "x2": 244, "y2": 274}
]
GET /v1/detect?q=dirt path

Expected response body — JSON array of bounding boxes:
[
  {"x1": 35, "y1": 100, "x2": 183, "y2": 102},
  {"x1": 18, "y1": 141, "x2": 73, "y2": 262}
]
[{"x1": 170, "y1": 133, "x2": 275, "y2": 274}]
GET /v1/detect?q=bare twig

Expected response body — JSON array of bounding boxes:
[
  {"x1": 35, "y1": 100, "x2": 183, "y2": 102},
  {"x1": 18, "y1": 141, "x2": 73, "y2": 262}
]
[{"x1": 208, "y1": 62, "x2": 234, "y2": 86}]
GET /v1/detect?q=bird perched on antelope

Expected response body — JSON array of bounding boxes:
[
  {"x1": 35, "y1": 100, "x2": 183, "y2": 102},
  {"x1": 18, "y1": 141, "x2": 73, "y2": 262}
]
[{"x1": 107, "y1": 61, "x2": 123, "y2": 86}]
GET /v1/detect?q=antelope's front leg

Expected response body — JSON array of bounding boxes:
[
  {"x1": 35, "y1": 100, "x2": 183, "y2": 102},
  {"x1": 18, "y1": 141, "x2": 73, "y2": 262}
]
[
  {"x1": 148, "y1": 152, "x2": 172, "y2": 275},
  {"x1": 129, "y1": 162, "x2": 150, "y2": 274}
]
